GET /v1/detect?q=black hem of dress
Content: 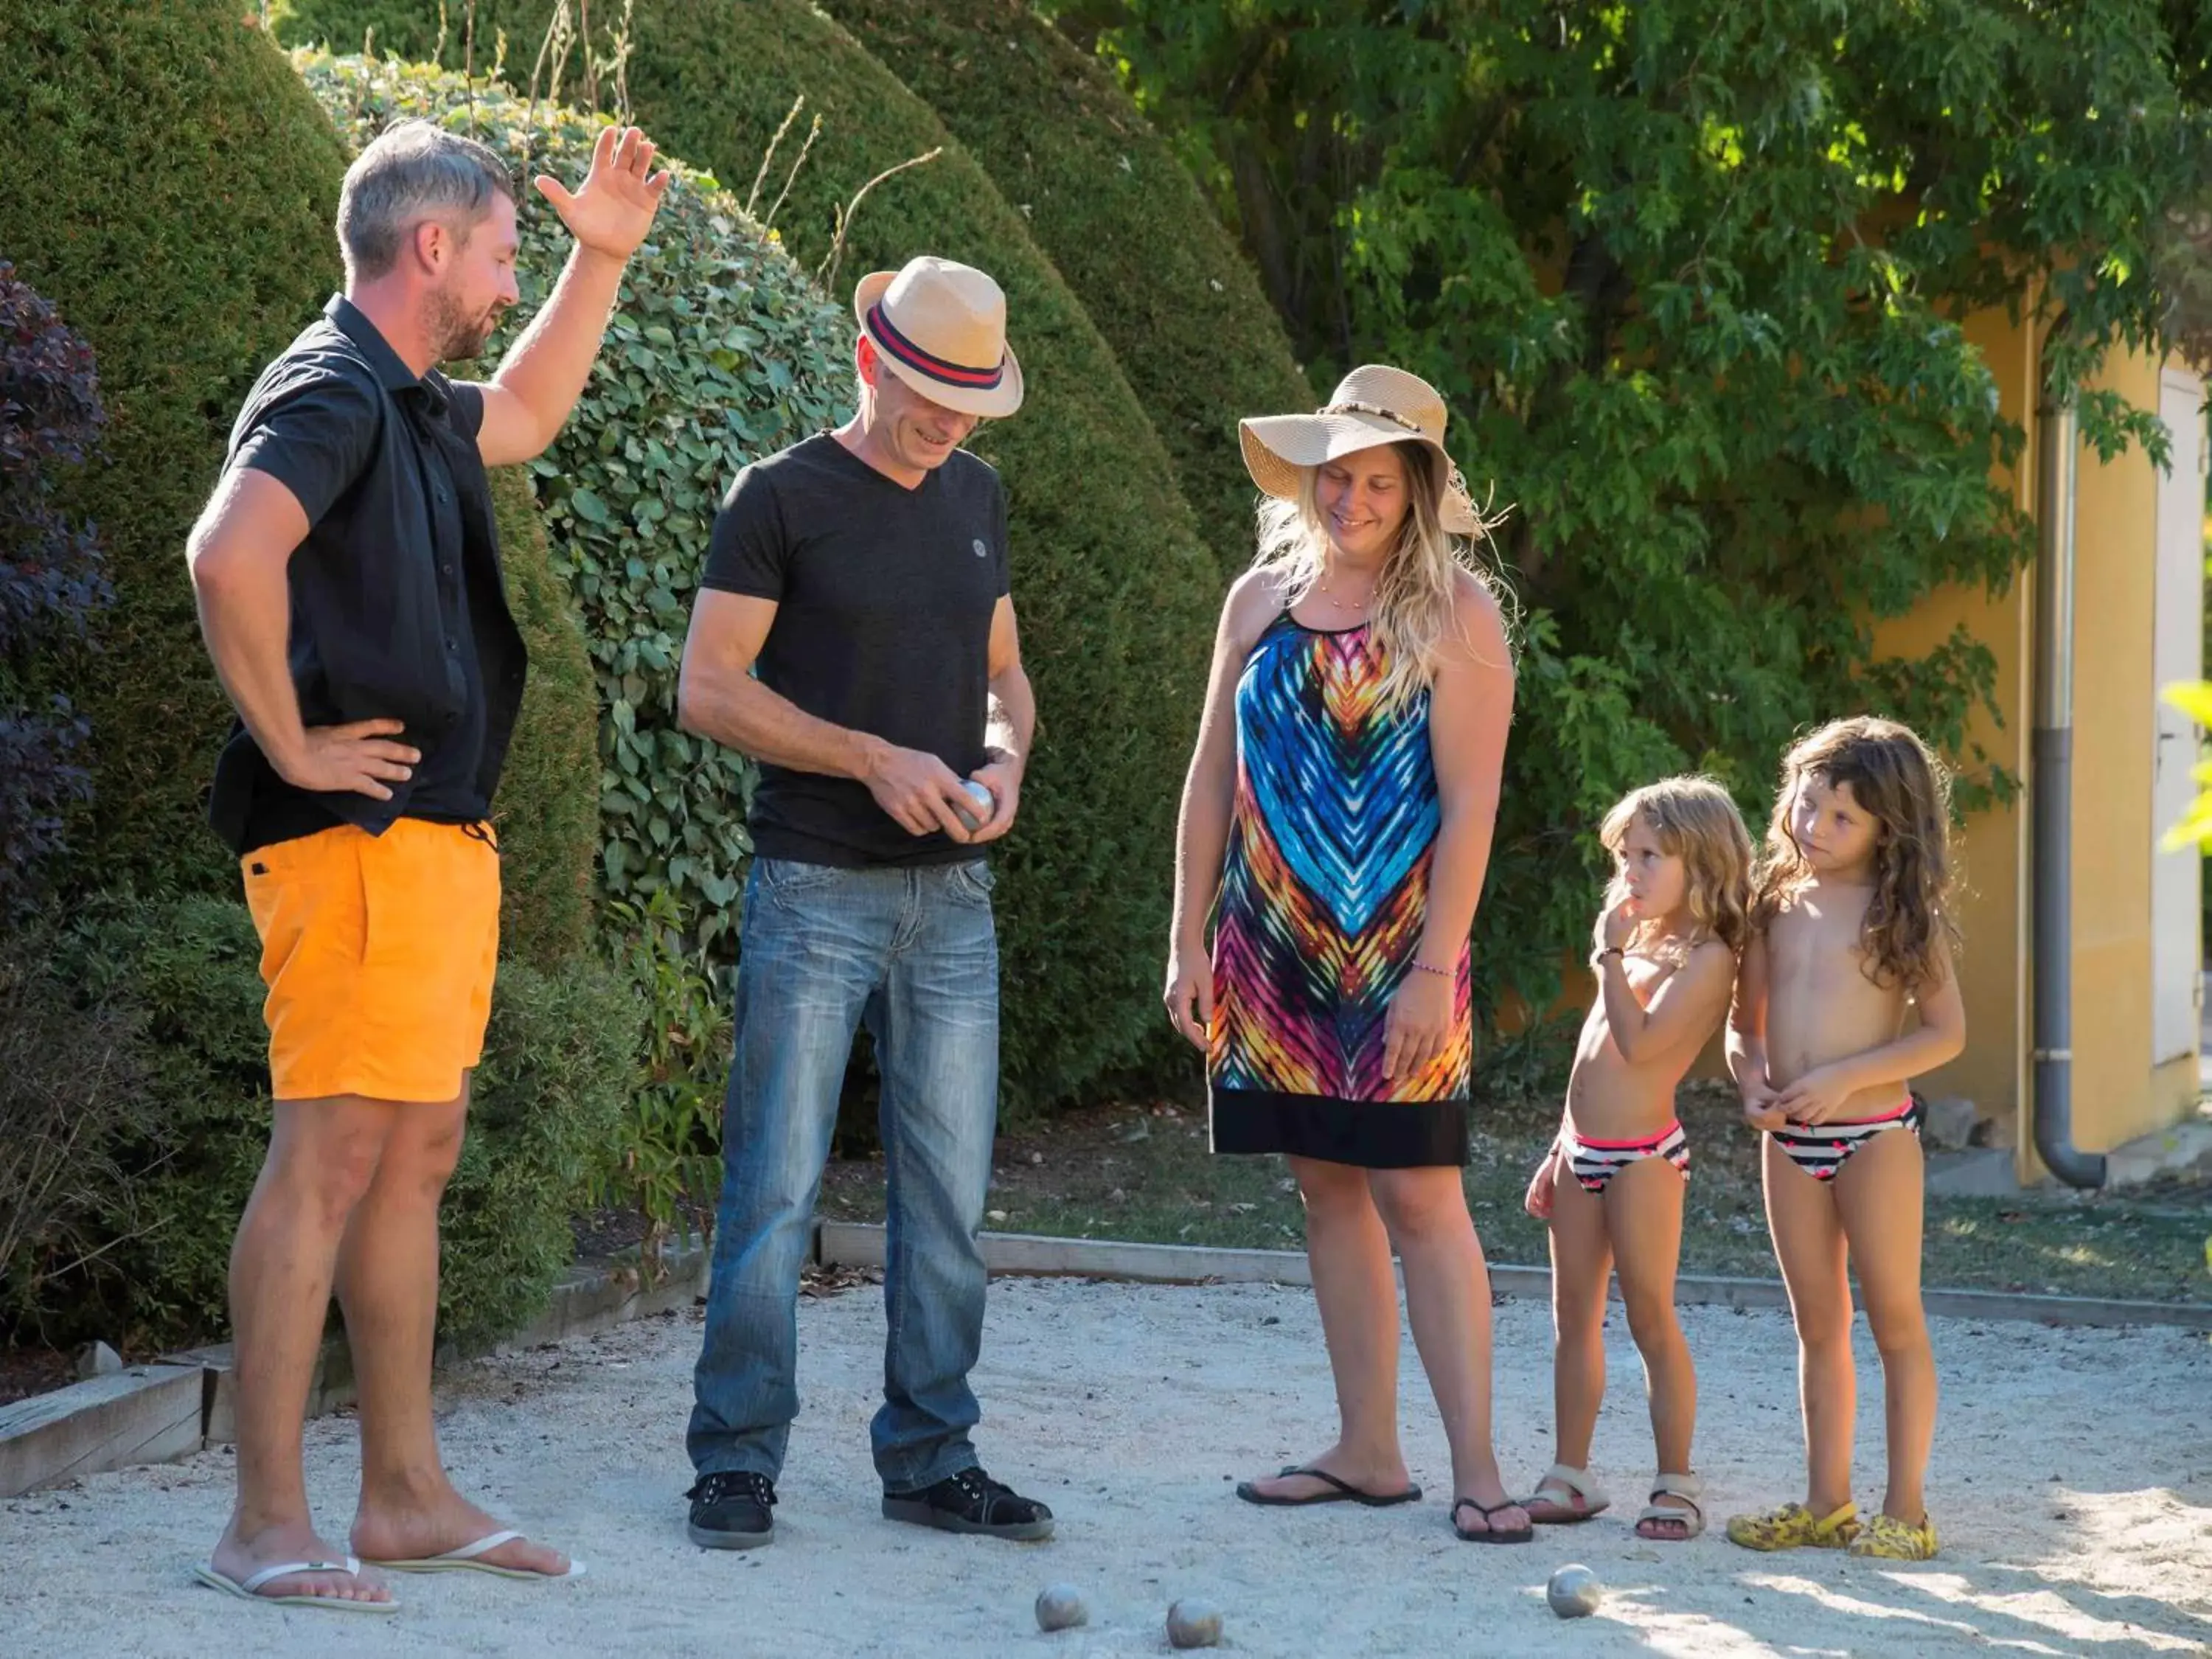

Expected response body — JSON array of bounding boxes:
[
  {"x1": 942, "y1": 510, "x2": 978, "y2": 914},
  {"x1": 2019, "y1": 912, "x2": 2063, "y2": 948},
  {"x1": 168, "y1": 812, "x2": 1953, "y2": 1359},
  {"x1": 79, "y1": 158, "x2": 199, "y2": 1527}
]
[{"x1": 1208, "y1": 1088, "x2": 1468, "y2": 1169}]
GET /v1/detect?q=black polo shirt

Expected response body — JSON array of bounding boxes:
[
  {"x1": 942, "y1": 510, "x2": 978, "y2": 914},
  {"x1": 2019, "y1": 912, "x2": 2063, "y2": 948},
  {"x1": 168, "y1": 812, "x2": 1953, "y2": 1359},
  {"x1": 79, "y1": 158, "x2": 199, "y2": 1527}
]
[{"x1": 209, "y1": 296, "x2": 527, "y2": 855}]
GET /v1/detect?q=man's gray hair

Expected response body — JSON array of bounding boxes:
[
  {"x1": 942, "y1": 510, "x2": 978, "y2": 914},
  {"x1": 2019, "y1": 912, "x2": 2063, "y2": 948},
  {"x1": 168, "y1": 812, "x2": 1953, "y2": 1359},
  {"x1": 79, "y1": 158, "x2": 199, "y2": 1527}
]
[{"x1": 337, "y1": 119, "x2": 516, "y2": 279}]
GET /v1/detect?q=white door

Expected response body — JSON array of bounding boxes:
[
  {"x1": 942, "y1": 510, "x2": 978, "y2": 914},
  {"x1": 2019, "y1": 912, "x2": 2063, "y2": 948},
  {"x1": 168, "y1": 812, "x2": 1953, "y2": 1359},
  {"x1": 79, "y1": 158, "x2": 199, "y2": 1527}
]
[{"x1": 2152, "y1": 368, "x2": 2207, "y2": 1065}]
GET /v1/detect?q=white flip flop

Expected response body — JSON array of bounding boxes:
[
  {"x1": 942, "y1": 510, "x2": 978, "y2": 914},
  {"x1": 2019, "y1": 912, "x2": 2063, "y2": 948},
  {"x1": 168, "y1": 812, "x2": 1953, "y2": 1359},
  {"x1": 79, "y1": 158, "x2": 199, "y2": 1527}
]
[
  {"x1": 365, "y1": 1528, "x2": 585, "y2": 1581},
  {"x1": 193, "y1": 1554, "x2": 399, "y2": 1613}
]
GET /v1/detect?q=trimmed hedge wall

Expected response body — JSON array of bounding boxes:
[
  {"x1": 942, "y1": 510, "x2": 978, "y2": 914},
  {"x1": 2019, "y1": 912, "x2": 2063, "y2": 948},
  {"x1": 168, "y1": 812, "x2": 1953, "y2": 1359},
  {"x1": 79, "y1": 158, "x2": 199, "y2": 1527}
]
[
  {"x1": 487, "y1": 465, "x2": 598, "y2": 969},
  {"x1": 824, "y1": 0, "x2": 1314, "y2": 575},
  {"x1": 0, "y1": 0, "x2": 350, "y2": 896},
  {"x1": 278, "y1": 1, "x2": 1225, "y2": 1105}
]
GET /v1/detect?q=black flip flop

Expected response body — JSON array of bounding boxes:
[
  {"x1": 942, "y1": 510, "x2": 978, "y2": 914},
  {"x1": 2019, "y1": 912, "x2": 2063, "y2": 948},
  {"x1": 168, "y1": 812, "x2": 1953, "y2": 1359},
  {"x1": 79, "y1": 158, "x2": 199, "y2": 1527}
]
[
  {"x1": 1236, "y1": 1465, "x2": 1422, "y2": 1508},
  {"x1": 1452, "y1": 1497, "x2": 1535, "y2": 1544}
]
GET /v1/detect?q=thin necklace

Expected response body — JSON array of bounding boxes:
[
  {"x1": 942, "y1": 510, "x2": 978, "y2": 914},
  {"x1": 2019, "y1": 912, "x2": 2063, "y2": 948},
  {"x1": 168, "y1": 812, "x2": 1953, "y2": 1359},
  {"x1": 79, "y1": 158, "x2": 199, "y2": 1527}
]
[{"x1": 1316, "y1": 574, "x2": 1374, "y2": 612}]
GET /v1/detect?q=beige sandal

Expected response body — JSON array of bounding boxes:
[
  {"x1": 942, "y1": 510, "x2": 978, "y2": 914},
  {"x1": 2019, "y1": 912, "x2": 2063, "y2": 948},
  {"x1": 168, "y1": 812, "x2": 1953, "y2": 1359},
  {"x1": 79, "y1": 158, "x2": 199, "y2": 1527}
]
[
  {"x1": 1635, "y1": 1472, "x2": 1705, "y2": 1541},
  {"x1": 1520, "y1": 1463, "x2": 1610, "y2": 1524}
]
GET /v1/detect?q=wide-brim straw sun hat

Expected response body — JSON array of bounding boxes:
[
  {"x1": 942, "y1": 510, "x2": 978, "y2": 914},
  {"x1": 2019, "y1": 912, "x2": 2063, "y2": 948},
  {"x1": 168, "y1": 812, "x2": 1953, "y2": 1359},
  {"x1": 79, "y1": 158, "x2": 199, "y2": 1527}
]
[
  {"x1": 1239, "y1": 364, "x2": 1480, "y2": 535},
  {"x1": 852, "y1": 256, "x2": 1024, "y2": 420}
]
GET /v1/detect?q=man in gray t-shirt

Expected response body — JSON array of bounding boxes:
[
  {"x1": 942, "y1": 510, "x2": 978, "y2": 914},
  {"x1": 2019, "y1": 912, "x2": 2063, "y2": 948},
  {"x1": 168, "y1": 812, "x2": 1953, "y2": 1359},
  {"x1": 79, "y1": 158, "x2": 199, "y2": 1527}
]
[{"x1": 675, "y1": 257, "x2": 1048, "y2": 1549}]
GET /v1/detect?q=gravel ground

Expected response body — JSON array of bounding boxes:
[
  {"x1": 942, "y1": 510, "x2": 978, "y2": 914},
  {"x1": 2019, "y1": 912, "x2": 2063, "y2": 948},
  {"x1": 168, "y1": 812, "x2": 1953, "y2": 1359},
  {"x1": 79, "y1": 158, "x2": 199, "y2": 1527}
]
[{"x1": 3, "y1": 1277, "x2": 2209, "y2": 1656}]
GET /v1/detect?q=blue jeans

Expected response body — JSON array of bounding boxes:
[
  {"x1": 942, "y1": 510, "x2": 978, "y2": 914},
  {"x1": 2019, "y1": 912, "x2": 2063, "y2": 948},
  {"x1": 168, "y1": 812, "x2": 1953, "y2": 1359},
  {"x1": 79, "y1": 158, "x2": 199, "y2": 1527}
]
[{"x1": 688, "y1": 856, "x2": 1000, "y2": 1492}]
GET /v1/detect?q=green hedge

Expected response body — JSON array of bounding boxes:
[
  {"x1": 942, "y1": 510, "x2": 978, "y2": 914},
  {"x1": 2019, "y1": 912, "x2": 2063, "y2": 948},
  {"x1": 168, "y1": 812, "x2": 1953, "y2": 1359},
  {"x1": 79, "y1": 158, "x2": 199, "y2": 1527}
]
[
  {"x1": 47, "y1": 897, "x2": 636, "y2": 1352},
  {"x1": 299, "y1": 49, "x2": 852, "y2": 957},
  {"x1": 278, "y1": 1, "x2": 1225, "y2": 1105},
  {"x1": 0, "y1": 0, "x2": 350, "y2": 897},
  {"x1": 824, "y1": 0, "x2": 1313, "y2": 575},
  {"x1": 487, "y1": 465, "x2": 599, "y2": 969}
]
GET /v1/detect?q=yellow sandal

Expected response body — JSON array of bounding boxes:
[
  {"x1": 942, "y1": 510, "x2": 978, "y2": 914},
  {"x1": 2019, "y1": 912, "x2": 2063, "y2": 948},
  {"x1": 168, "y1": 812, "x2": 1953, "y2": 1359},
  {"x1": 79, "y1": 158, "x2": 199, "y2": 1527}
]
[
  {"x1": 1847, "y1": 1512, "x2": 1938, "y2": 1559},
  {"x1": 1725, "y1": 1499, "x2": 1860, "y2": 1551}
]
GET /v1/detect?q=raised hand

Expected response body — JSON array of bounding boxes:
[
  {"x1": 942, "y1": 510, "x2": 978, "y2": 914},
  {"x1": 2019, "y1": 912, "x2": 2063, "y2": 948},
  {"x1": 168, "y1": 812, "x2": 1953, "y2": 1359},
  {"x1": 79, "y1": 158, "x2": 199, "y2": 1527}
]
[{"x1": 534, "y1": 125, "x2": 672, "y2": 260}]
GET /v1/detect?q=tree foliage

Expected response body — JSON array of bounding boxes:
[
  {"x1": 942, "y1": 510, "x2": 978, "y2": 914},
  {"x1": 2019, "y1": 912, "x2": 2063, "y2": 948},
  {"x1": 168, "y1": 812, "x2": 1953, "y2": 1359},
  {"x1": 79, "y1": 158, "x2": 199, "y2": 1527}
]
[{"x1": 1072, "y1": 0, "x2": 2212, "y2": 1031}]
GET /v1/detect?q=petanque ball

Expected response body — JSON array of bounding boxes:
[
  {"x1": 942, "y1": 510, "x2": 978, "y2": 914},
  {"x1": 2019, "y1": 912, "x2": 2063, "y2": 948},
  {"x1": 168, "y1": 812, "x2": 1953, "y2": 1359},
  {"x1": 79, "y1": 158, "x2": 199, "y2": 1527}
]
[
  {"x1": 1034, "y1": 1583, "x2": 1088, "y2": 1632},
  {"x1": 1546, "y1": 1563, "x2": 1602, "y2": 1618},
  {"x1": 1166, "y1": 1599, "x2": 1223, "y2": 1649},
  {"x1": 958, "y1": 778, "x2": 995, "y2": 829}
]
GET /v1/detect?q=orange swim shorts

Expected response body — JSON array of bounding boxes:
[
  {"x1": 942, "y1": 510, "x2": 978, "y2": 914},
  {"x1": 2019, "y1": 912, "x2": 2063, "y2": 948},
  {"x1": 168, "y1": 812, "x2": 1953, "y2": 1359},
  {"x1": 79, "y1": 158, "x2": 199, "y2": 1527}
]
[{"x1": 240, "y1": 818, "x2": 501, "y2": 1103}]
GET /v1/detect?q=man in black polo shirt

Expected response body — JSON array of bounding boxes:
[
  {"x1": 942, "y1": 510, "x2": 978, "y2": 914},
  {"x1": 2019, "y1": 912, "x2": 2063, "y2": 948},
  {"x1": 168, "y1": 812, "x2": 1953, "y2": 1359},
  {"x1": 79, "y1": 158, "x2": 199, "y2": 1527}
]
[
  {"x1": 184, "y1": 119, "x2": 667, "y2": 1612},
  {"x1": 676, "y1": 257, "x2": 1051, "y2": 1549}
]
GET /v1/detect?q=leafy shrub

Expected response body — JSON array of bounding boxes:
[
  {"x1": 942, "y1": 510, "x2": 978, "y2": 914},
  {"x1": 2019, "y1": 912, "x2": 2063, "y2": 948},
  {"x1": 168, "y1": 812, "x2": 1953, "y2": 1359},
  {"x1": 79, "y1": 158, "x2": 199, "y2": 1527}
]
[
  {"x1": 0, "y1": 263, "x2": 112, "y2": 921},
  {"x1": 0, "y1": 929, "x2": 155, "y2": 1326},
  {"x1": 43, "y1": 897, "x2": 637, "y2": 1351},
  {"x1": 0, "y1": 1, "x2": 350, "y2": 897},
  {"x1": 597, "y1": 888, "x2": 728, "y2": 1256},
  {"x1": 823, "y1": 0, "x2": 1313, "y2": 576},
  {"x1": 298, "y1": 48, "x2": 852, "y2": 957},
  {"x1": 278, "y1": 2, "x2": 1227, "y2": 1106}
]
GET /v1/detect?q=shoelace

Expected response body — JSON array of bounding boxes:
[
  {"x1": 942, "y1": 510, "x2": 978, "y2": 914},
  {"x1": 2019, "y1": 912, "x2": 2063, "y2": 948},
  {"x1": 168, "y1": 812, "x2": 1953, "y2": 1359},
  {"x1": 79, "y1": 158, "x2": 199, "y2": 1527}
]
[
  {"x1": 949, "y1": 1468, "x2": 1026, "y2": 1517},
  {"x1": 689, "y1": 1470, "x2": 776, "y2": 1509}
]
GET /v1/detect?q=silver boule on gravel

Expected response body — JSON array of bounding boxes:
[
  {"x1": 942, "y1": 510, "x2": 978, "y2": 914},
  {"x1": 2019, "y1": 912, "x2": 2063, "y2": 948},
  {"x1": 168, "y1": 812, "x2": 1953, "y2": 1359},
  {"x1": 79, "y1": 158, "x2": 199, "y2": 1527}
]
[
  {"x1": 1546, "y1": 1562, "x2": 1602, "y2": 1618},
  {"x1": 1166, "y1": 1599, "x2": 1224, "y2": 1649},
  {"x1": 1034, "y1": 1583, "x2": 1088, "y2": 1632}
]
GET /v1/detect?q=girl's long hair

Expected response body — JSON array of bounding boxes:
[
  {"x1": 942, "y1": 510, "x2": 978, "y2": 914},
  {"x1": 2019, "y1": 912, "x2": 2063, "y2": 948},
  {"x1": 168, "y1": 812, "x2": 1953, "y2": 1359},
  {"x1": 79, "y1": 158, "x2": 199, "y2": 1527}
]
[
  {"x1": 1250, "y1": 441, "x2": 1509, "y2": 706},
  {"x1": 1754, "y1": 717, "x2": 1961, "y2": 991},
  {"x1": 1597, "y1": 776, "x2": 1755, "y2": 959}
]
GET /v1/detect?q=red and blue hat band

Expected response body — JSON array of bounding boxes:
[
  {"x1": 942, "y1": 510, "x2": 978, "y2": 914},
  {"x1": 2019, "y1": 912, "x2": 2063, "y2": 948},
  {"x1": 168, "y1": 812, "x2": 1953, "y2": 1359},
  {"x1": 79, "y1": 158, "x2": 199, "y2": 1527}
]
[{"x1": 866, "y1": 302, "x2": 1005, "y2": 391}]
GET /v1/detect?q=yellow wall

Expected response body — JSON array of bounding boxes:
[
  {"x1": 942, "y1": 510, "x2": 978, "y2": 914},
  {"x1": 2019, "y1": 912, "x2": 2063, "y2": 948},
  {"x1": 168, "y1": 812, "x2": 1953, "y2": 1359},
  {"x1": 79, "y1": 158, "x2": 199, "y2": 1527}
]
[
  {"x1": 2065, "y1": 348, "x2": 2196, "y2": 1154},
  {"x1": 1869, "y1": 305, "x2": 2034, "y2": 1129}
]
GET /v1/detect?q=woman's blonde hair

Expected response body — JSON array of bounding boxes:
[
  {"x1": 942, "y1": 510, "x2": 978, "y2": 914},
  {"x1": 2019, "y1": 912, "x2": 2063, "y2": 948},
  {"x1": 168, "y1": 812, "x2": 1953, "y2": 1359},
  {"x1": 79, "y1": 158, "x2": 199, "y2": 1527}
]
[
  {"x1": 1251, "y1": 441, "x2": 1509, "y2": 708},
  {"x1": 1753, "y1": 716, "x2": 1961, "y2": 991},
  {"x1": 1596, "y1": 776, "x2": 1755, "y2": 957}
]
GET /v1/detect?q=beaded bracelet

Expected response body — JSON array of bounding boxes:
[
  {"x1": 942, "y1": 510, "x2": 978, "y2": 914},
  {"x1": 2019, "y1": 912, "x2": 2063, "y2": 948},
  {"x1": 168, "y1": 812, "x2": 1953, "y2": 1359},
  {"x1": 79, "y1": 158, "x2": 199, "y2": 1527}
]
[{"x1": 1409, "y1": 959, "x2": 1453, "y2": 977}]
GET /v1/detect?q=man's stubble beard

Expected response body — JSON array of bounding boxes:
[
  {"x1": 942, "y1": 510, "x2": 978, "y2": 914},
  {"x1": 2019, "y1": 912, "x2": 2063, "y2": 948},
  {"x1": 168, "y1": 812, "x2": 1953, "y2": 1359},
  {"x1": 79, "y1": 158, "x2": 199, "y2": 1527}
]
[{"x1": 428, "y1": 285, "x2": 502, "y2": 365}]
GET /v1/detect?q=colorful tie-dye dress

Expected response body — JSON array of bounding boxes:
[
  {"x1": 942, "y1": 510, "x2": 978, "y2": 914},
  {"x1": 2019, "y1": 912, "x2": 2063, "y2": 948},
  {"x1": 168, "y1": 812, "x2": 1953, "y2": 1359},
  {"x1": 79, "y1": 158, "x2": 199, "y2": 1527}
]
[{"x1": 1208, "y1": 613, "x2": 1472, "y2": 1168}]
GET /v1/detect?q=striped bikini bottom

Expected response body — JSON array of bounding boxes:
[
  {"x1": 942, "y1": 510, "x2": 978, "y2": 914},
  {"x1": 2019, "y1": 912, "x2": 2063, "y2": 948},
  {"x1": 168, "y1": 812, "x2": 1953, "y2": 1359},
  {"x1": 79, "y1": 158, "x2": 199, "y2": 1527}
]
[
  {"x1": 1559, "y1": 1119, "x2": 1690, "y2": 1196},
  {"x1": 1769, "y1": 1097, "x2": 1924, "y2": 1182}
]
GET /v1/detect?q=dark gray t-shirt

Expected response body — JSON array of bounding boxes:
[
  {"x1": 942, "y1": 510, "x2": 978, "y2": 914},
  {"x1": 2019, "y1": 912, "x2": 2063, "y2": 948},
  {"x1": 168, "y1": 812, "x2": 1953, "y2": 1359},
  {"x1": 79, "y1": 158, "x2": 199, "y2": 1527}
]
[{"x1": 700, "y1": 432, "x2": 1010, "y2": 868}]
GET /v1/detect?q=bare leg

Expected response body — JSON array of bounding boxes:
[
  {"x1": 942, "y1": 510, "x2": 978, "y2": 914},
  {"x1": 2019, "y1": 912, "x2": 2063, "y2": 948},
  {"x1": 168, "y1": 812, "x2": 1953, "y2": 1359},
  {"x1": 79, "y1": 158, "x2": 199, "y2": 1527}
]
[
  {"x1": 1604, "y1": 1156, "x2": 1695, "y2": 1537},
  {"x1": 344, "y1": 1077, "x2": 568, "y2": 1576},
  {"x1": 1240, "y1": 1156, "x2": 1412, "y2": 1500},
  {"x1": 1762, "y1": 1136, "x2": 1854, "y2": 1517},
  {"x1": 1834, "y1": 1128, "x2": 1935, "y2": 1526},
  {"x1": 1531, "y1": 1166, "x2": 1610, "y2": 1517},
  {"x1": 1370, "y1": 1167, "x2": 1528, "y2": 1533},
  {"x1": 210, "y1": 1096, "x2": 395, "y2": 1605}
]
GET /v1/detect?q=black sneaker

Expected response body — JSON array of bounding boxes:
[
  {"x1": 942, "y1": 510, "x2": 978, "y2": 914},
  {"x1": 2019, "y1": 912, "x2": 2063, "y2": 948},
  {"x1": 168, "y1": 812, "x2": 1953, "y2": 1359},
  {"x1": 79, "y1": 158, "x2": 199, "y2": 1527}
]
[
  {"x1": 686, "y1": 1470, "x2": 777, "y2": 1550},
  {"x1": 882, "y1": 1465, "x2": 1055, "y2": 1540}
]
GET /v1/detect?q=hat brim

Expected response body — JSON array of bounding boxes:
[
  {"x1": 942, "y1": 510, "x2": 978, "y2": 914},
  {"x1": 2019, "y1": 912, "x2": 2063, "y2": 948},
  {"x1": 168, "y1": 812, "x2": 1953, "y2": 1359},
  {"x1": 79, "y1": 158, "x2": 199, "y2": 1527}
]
[
  {"x1": 1239, "y1": 412, "x2": 1479, "y2": 536},
  {"x1": 853, "y1": 269, "x2": 1025, "y2": 420}
]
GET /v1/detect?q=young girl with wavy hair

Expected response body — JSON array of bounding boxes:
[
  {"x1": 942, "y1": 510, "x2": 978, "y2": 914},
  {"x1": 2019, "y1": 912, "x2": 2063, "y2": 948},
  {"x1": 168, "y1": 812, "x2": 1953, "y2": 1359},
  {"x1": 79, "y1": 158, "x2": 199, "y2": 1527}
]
[
  {"x1": 1724, "y1": 717, "x2": 1966, "y2": 1561},
  {"x1": 1520, "y1": 777, "x2": 1752, "y2": 1543}
]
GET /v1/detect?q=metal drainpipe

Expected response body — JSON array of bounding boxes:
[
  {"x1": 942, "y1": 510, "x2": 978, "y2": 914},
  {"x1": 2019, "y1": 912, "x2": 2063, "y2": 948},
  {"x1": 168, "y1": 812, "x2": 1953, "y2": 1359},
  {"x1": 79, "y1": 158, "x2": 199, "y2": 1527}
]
[{"x1": 2030, "y1": 346, "x2": 2107, "y2": 1189}]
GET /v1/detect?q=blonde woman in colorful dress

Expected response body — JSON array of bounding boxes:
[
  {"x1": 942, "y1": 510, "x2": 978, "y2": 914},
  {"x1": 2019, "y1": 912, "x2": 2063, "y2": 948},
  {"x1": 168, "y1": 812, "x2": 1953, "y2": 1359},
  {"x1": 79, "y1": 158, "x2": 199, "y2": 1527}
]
[{"x1": 1164, "y1": 366, "x2": 1528, "y2": 1543}]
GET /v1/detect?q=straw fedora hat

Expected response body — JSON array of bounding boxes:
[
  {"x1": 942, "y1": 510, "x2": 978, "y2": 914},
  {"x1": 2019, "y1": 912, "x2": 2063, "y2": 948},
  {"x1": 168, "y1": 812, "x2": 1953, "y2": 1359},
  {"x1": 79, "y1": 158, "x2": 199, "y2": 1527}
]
[
  {"x1": 852, "y1": 256, "x2": 1024, "y2": 420},
  {"x1": 1239, "y1": 364, "x2": 1480, "y2": 535}
]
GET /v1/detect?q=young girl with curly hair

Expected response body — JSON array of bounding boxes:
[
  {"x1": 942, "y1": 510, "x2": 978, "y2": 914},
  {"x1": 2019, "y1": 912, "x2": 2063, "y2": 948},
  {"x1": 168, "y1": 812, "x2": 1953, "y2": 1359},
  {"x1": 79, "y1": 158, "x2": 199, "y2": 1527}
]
[{"x1": 1724, "y1": 717, "x2": 1966, "y2": 1562}]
